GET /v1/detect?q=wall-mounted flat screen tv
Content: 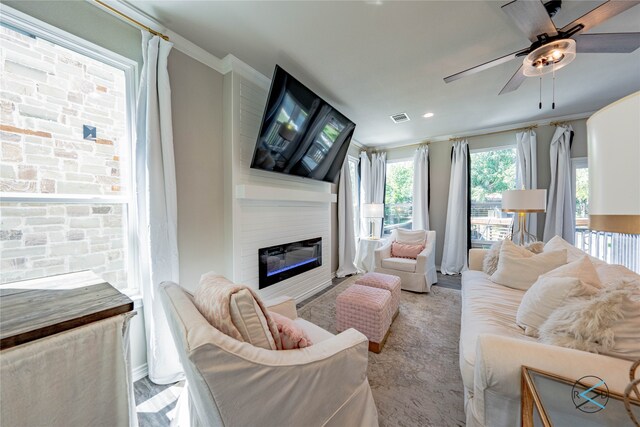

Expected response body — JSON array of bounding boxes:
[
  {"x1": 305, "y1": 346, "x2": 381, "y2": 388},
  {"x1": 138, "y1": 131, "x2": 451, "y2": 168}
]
[{"x1": 250, "y1": 65, "x2": 355, "y2": 184}]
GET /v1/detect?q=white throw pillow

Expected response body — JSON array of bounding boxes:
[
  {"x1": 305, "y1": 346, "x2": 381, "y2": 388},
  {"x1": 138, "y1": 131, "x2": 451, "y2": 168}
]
[
  {"x1": 516, "y1": 275, "x2": 600, "y2": 337},
  {"x1": 482, "y1": 239, "x2": 544, "y2": 275},
  {"x1": 541, "y1": 255, "x2": 602, "y2": 288},
  {"x1": 396, "y1": 229, "x2": 426, "y2": 245},
  {"x1": 490, "y1": 248, "x2": 567, "y2": 290},
  {"x1": 544, "y1": 235, "x2": 606, "y2": 266},
  {"x1": 539, "y1": 279, "x2": 640, "y2": 361},
  {"x1": 596, "y1": 263, "x2": 640, "y2": 286}
]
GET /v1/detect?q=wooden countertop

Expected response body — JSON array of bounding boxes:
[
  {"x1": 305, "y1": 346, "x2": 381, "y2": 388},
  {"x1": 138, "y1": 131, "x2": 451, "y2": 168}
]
[{"x1": 0, "y1": 271, "x2": 134, "y2": 350}]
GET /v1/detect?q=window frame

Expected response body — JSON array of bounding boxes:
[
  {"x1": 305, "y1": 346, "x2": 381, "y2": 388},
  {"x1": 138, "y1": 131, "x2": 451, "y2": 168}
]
[
  {"x1": 571, "y1": 157, "x2": 588, "y2": 233},
  {"x1": 469, "y1": 145, "x2": 518, "y2": 248},
  {"x1": 571, "y1": 157, "x2": 588, "y2": 211},
  {"x1": 0, "y1": 6, "x2": 140, "y2": 296},
  {"x1": 383, "y1": 157, "x2": 414, "y2": 236}
]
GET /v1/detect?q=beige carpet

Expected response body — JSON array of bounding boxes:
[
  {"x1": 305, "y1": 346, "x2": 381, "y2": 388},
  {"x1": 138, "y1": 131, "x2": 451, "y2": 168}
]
[{"x1": 297, "y1": 276, "x2": 465, "y2": 427}]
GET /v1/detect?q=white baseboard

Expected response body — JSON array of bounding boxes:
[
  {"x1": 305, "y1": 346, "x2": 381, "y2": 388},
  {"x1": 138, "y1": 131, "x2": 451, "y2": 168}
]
[
  {"x1": 132, "y1": 363, "x2": 148, "y2": 382},
  {"x1": 294, "y1": 278, "x2": 334, "y2": 303}
]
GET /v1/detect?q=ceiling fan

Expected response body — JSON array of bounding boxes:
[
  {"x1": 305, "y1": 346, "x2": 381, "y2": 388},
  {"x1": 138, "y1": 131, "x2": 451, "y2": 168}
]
[{"x1": 444, "y1": 0, "x2": 640, "y2": 95}]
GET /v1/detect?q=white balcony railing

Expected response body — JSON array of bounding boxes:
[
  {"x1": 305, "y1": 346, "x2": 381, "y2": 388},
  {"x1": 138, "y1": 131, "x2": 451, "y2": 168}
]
[{"x1": 575, "y1": 228, "x2": 640, "y2": 274}]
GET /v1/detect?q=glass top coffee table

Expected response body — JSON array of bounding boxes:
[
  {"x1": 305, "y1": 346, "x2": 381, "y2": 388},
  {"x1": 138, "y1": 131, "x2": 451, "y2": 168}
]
[{"x1": 521, "y1": 366, "x2": 640, "y2": 427}]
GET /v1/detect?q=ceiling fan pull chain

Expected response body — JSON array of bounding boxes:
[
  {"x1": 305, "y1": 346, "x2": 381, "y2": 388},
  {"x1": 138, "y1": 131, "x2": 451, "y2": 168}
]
[
  {"x1": 539, "y1": 77, "x2": 542, "y2": 110},
  {"x1": 552, "y1": 64, "x2": 556, "y2": 110}
]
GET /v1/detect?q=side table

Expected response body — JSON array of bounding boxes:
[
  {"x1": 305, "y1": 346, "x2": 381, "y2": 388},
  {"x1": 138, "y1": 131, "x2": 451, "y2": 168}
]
[
  {"x1": 521, "y1": 365, "x2": 640, "y2": 426},
  {"x1": 356, "y1": 237, "x2": 385, "y2": 272},
  {"x1": 0, "y1": 271, "x2": 137, "y2": 427}
]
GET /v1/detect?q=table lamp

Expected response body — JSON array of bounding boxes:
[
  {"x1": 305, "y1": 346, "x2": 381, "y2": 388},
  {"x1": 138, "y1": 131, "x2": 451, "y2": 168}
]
[
  {"x1": 501, "y1": 189, "x2": 546, "y2": 244},
  {"x1": 363, "y1": 203, "x2": 384, "y2": 239}
]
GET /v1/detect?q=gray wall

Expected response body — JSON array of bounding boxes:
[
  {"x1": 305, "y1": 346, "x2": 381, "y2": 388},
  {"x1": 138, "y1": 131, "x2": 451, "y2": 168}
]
[
  {"x1": 168, "y1": 50, "x2": 226, "y2": 292},
  {"x1": 387, "y1": 118, "x2": 588, "y2": 266}
]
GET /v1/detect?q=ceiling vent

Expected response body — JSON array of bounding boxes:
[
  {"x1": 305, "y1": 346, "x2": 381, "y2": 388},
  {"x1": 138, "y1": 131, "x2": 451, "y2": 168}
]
[{"x1": 390, "y1": 113, "x2": 410, "y2": 124}]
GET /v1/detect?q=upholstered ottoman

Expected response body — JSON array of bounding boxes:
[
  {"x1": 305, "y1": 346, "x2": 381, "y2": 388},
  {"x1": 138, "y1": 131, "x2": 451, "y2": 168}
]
[
  {"x1": 336, "y1": 284, "x2": 392, "y2": 353},
  {"x1": 355, "y1": 272, "x2": 401, "y2": 319}
]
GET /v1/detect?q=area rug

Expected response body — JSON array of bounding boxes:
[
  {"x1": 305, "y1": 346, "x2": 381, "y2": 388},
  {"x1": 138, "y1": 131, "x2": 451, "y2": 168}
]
[{"x1": 297, "y1": 276, "x2": 465, "y2": 427}]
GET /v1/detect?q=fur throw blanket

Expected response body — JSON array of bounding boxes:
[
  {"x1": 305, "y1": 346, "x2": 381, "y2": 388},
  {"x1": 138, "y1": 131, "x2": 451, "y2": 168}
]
[{"x1": 538, "y1": 279, "x2": 640, "y2": 360}]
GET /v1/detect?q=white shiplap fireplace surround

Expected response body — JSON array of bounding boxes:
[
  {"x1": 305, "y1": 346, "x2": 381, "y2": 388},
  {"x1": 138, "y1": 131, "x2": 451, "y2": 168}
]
[{"x1": 222, "y1": 59, "x2": 336, "y2": 302}]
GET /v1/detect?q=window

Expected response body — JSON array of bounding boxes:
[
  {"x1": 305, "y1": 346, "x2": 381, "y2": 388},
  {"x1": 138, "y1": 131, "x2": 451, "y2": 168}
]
[
  {"x1": 470, "y1": 147, "x2": 517, "y2": 248},
  {"x1": 384, "y1": 160, "x2": 413, "y2": 235},
  {"x1": 0, "y1": 14, "x2": 137, "y2": 291},
  {"x1": 572, "y1": 157, "x2": 589, "y2": 247}
]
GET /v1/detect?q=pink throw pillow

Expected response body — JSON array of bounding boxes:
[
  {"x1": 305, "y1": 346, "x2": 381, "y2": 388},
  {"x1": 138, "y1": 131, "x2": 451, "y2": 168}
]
[
  {"x1": 391, "y1": 241, "x2": 424, "y2": 259},
  {"x1": 268, "y1": 311, "x2": 312, "y2": 350}
]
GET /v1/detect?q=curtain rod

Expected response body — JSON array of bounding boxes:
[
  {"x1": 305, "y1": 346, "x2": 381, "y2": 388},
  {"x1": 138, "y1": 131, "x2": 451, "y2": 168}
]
[
  {"x1": 449, "y1": 124, "x2": 537, "y2": 141},
  {"x1": 361, "y1": 141, "x2": 429, "y2": 154},
  {"x1": 550, "y1": 121, "x2": 570, "y2": 127},
  {"x1": 94, "y1": 0, "x2": 170, "y2": 41}
]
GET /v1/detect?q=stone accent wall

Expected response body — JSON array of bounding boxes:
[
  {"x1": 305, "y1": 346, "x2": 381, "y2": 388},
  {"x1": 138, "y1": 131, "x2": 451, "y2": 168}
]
[
  {"x1": 0, "y1": 26, "x2": 127, "y2": 195},
  {"x1": 0, "y1": 202, "x2": 127, "y2": 288},
  {"x1": 0, "y1": 26, "x2": 130, "y2": 289}
]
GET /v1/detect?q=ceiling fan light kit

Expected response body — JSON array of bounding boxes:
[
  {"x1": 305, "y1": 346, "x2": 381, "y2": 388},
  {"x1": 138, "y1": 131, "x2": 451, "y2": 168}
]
[
  {"x1": 443, "y1": 0, "x2": 640, "y2": 96},
  {"x1": 523, "y1": 39, "x2": 575, "y2": 77}
]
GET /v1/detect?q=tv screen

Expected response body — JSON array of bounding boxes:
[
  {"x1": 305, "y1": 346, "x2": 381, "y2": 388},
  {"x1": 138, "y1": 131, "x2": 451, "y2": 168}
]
[{"x1": 250, "y1": 65, "x2": 355, "y2": 184}]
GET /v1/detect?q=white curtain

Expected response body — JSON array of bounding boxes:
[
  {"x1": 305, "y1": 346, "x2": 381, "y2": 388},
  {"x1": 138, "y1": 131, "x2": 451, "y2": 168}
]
[
  {"x1": 515, "y1": 129, "x2": 538, "y2": 243},
  {"x1": 336, "y1": 158, "x2": 358, "y2": 277},
  {"x1": 441, "y1": 140, "x2": 469, "y2": 275},
  {"x1": 136, "y1": 33, "x2": 183, "y2": 384},
  {"x1": 359, "y1": 152, "x2": 371, "y2": 238},
  {"x1": 412, "y1": 145, "x2": 430, "y2": 231},
  {"x1": 543, "y1": 125, "x2": 575, "y2": 243},
  {"x1": 370, "y1": 152, "x2": 386, "y2": 237},
  {"x1": 371, "y1": 152, "x2": 386, "y2": 203}
]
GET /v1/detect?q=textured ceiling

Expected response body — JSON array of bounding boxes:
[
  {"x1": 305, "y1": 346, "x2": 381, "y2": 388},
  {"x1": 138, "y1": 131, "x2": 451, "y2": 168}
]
[{"x1": 130, "y1": 1, "x2": 640, "y2": 147}]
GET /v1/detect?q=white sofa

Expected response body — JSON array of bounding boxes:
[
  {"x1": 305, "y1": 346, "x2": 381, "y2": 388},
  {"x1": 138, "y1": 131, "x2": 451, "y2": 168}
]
[
  {"x1": 374, "y1": 229, "x2": 437, "y2": 292},
  {"x1": 160, "y1": 282, "x2": 379, "y2": 427},
  {"x1": 461, "y1": 249, "x2": 635, "y2": 427}
]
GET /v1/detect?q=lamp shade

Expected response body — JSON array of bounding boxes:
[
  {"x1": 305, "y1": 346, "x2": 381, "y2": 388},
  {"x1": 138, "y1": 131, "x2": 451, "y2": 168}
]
[
  {"x1": 587, "y1": 91, "x2": 640, "y2": 234},
  {"x1": 501, "y1": 189, "x2": 547, "y2": 213},
  {"x1": 363, "y1": 203, "x2": 384, "y2": 218}
]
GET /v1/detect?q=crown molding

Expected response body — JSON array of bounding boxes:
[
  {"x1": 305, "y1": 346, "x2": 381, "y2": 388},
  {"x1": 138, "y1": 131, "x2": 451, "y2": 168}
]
[
  {"x1": 87, "y1": 0, "x2": 226, "y2": 73},
  {"x1": 350, "y1": 138, "x2": 365, "y2": 150},
  {"x1": 166, "y1": 30, "x2": 226, "y2": 73},
  {"x1": 376, "y1": 110, "x2": 595, "y2": 150},
  {"x1": 220, "y1": 54, "x2": 271, "y2": 89},
  {"x1": 87, "y1": 0, "x2": 276, "y2": 87}
]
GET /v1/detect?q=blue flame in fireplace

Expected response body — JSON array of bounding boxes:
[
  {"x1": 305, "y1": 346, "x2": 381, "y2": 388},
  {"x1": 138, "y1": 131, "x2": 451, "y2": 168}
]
[{"x1": 266, "y1": 257, "x2": 319, "y2": 277}]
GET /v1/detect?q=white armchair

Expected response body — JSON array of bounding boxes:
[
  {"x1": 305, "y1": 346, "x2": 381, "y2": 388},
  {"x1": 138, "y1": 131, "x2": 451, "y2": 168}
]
[
  {"x1": 374, "y1": 229, "x2": 437, "y2": 293},
  {"x1": 160, "y1": 282, "x2": 379, "y2": 427}
]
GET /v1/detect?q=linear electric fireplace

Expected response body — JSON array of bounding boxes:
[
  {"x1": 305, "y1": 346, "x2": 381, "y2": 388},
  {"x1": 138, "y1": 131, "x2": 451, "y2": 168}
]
[{"x1": 258, "y1": 237, "x2": 322, "y2": 289}]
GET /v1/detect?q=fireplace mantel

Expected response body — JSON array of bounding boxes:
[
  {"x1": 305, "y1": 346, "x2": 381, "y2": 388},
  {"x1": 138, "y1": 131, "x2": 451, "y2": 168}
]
[{"x1": 235, "y1": 184, "x2": 337, "y2": 204}]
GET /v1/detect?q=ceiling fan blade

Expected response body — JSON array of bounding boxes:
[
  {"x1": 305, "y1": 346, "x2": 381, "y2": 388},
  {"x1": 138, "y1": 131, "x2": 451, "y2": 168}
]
[
  {"x1": 574, "y1": 33, "x2": 640, "y2": 53},
  {"x1": 502, "y1": 0, "x2": 558, "y2": 42},
  {"x1": 499, "y1": 65, "x2": 527, "y2": 95},
  {"x1": 444, "y1": 48, "x2": 529, "y2": 83},
  {"x1": 560, "y1": 1, "x2": 640, "y2": 35}
]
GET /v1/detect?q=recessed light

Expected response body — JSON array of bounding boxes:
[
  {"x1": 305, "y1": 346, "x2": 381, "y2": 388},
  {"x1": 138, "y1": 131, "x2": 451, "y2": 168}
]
[{"x1": 423, "y1": 112, "x2": 434, "y2": 118}]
